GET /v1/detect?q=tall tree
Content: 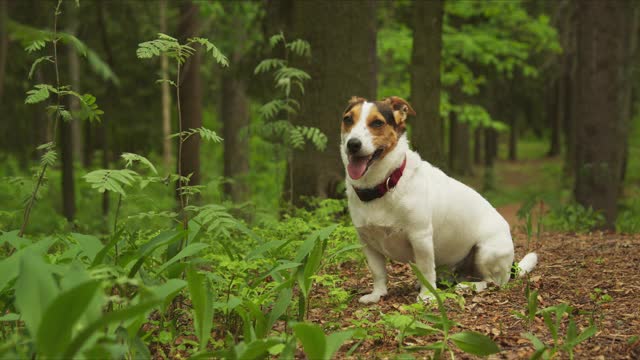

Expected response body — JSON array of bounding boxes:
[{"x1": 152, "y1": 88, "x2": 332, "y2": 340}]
[
  {"x1": 573, "y1": 0, "x2": 638, "y2": 228},
  {"x1": 160, "y1": 0, "x2": 172, "y2": 172},
  {"x1": 67, "y1": 4, "x2": 83, "y2": 165},
  {"x1": 411, "y1": 0, "x2": 444, "y2": 168},
  {"x1": 287, "y1": 0, "x2": 377, "y2": 204},
  {"x1": 448, "y1": 112, "x2": 472, "y2": 175},
  {"x1": 0, "y1": 0, "x2": 8, "y2": 103},
  {"x1": 178, "y1": 1, "x2": 202, "y2": 191}
]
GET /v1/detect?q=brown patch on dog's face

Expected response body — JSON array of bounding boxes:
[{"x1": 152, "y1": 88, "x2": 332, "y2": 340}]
[
  {"x1": 382, "y1": 96, "x2": 416, "y2": 133},
  {"x1": 342, "y1": 96, "x2": 366, "y2": 134}
]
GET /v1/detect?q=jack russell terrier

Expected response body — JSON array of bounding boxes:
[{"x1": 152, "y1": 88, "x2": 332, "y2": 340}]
[{"x1": 340, "y1": 96, "x2": 537, "y2": 303}]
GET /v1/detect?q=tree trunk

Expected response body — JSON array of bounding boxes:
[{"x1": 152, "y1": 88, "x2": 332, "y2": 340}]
[
  {"x1": 573, "y1": 0, "x2": 637, "y2": 228},
  {"x1": 97, "y1": 0, "x2": 113, "y2": 220},
  {"x1": 178, "y1": 1, "x2": 202, "y2": 191},
  {"x1": 474, "y1": 127, "x2": 482, "y2": 165},
  {"x1": 547, "y1": 78, "x2": 562, "y2": 157},
  {"x1": 410, "y1": 0, "x2": 444, "y2": 168},
  {"x1": 508, "y1": 114, "x2": 517, "y2": 161},
  {"x1": 60, "y1": 117, "x2": 76, "y2": 222},
  {"x1": 160, "y1": 0, "x2": 173, "y2": 172},
  {"x1": 0, "y1": 0, "x2": 8, "y2": 103},
  {"x1": 222, "y1": 73, "x2": 250, "y2": 202},
  {"x1": 67, "y1": 3, "x2": 83, "y2": 165},
  {"x1": 287, "y1": 0, "x2": 377, "y2": 205},
  {"x1": 449, "y1": 113, "x2": 472, "y2": 176}
]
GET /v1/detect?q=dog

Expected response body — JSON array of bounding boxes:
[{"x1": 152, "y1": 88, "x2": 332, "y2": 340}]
[{"x1": 340, "y1": 96, "x2": 537, "y2": 303}]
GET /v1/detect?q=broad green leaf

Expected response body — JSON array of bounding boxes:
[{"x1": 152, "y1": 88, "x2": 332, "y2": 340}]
[
  {"x1": 187, "y1": 267, "x2": 214, "y2": 351},
  {"x1": 450, "y1": 331, "x2": 500, "y2": 356},
  {"x1": 14, "y1": 252, "x2": 59, "y2": 337},
  {"x1": 70, "y1": 233, "x2": 103, "y2": 263},
  {"x1": 0, "y1": 237, "x2": 56, "y2": 291},
  {"x1": 127, "y1": 229, "x2": 184, "y2": 278},
  {"x1": 325, "y1": 329, "x2": 355, "y2": 359},
  {"x1": 63, "y1": 300, "x2": 161, "y2": 359},
  {"x1": 292, "y1": 322, "x2": 326, "y2": 360},
  {"x1": 145, "y1": 279, "x2": 187, "y2": 310},
  {"x1": 266, "y1": 288, "x2": 292, "y2": 331},
  {"x1": 36, "y1": 280, "x2": 101, "y2": 357},
  {"x1": 294, "y1": 224, "x2": 337, "y2": 262},
  {"x1": 155, "y1": 243, "x2": 209, "y2": 274}
]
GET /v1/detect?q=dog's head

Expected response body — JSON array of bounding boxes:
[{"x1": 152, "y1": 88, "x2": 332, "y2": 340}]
[{"x1": 340, "y1": 96, "x2": 416, "y2": 180}]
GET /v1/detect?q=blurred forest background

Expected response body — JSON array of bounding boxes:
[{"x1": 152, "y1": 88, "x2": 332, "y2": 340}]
[
  {"x1": 1, "y1": 1, "x2": 640, "y2": 359},
  {"x1": 0, "y1": 0, "x2": 639, "y2": 232}
]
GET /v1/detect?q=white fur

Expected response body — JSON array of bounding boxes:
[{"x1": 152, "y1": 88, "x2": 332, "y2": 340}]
[{"x1": 341, "y1": 116, "x2": 537, "y2": 304}]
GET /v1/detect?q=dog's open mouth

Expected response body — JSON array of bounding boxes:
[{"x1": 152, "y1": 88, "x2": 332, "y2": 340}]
[{"x1": 347, "y1": 148, "x2": 383, "y2": 180}]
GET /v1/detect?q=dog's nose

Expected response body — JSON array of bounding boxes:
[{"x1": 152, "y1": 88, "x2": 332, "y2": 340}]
[{"x1": 347, "y1": 138, "x2": 362, "y2": 154}]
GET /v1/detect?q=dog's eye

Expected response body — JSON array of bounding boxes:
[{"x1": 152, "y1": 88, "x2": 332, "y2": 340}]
[
  {"x1": 343, "y1": 116, "x2": 353, "y2": 125},
  {"x1": 370, "y1": 119, "x2": 385, "y2": 128}
]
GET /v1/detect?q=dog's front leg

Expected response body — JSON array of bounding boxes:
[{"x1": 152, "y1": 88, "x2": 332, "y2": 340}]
[
  {"x1": 409, "y1": 225, "x2": 437, "y2": 302},
  {"x1": 359, "y1": 244, "x2": 388, "y2": 304}
]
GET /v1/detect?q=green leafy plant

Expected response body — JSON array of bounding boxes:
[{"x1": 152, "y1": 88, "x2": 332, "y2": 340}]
[
  {"x1": 543, "y1": 203, "x2": 605, "y2": 232},
  {"x1": 411, "y1": 264, "x2": 501, "y2": 358},
  {"x1": 523, "y1": 303, "x2": 597, "y2": 360},
  {"x1": 254, "y1": 32, "x2": 327, "y2": 202}
]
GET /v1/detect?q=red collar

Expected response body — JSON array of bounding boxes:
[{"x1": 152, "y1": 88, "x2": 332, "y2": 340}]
[{"x1": 353, "y1": 157, "x2": 407, "y2": 202}]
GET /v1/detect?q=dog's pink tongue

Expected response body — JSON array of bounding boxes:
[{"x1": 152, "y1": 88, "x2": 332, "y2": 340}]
[{"x1": 348, "y1": 157, "x2": 368, "y2": 180}]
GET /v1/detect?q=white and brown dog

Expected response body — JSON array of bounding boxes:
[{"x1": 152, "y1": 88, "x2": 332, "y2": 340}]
[{"x1": 341, "y1": 96, "x2": 537, "y2": 303}]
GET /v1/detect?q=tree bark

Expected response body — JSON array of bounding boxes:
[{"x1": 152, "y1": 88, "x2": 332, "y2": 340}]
[
  {"x1": 287, "y1": 0, "x2": 377, "y2": 205},
  {"x1": 547, "y1": 78, "x2": 562, "y2": 157},
  {"x1": 474, "y1": 127, "x2": 482, "y2": 165},
  {"x1": 0, "y1": 0, "x2": 8, "y2": 103},
  {"x1": 66, "y1": 3, "x2": 83, "y2": 165},
  {"x1": 508, "y1": 114, "x2": 517, "y2": 161},
  {"x1": 573, "y1": 0, "x2": 637, "y2": 228},
  {"x1": 222, "y1": 73, "x2": 250, "y2": 202},
  {"x1": 60, "y1": 117, "x2": 76, "y2": 222},
  {"x1": 448, "y1": 113, "x2": 472, "y2": 176},
  {"x1": 410, "y1": 0, "x2": 444, "y2": 168},
  {"x1": 160, "y1": 0, "x2": 173, "y2": 172},
  {"x1": 178, "y1": 1, "x2": 202, "y2": 191}
]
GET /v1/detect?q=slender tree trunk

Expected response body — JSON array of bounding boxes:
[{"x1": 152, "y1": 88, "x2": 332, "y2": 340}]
[
  {"x1": 573, "y1": 0, "x2": 637, "y2": 228},
  {"x1": 67, "y1": 4, "x2": 83, "y2": 165},
  {"x1": 60, "y1": 117, "x2": 76, "y2": 222},
  {"x1": 178, "y1": 1, "x2": 202, "y2": 191},
  {"x1": 449, "y1": 113, "x2": 472, "y2": 175},
  {"x1": 0, "y1": 0, "x2": 8, "y2": 103},
  {"x1": 410, "y1": 0, "x2": 444, "y2": 168},
  {"x1": 287, "y1": 0, "x2": 377, "y2": 205},
  {"x1": 221, "y1": 74, "x2": 250, "y2": 202},
  {"x1": 547, "y1": 78, "x2": 562, "y2": 157},
  {"x1": 97, "y1": 0, "x2": 113, "y2": 220},
  {"x1": 474, "y1": 127, "x2": 482, "y2": 165},
  {"x1": 508, "y1": 115, "x2": 517, "y2": 161},
  {"x1": 160, "y1": 0, "x2": 173, "y2": 172}
]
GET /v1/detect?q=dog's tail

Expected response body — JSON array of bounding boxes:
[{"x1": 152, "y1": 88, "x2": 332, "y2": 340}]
[{"x1": 516, "y1": 252, "x2": 538, "y2": 278}]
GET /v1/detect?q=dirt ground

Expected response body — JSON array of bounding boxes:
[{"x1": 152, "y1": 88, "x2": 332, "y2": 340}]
[{"x1": 314, "y1": 223, "x2": 640, "y2": 359}]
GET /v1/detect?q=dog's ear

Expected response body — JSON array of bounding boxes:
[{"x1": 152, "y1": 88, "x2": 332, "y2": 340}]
[
  {"x1": 384, "y1": 96, "x2": 416, "y2": 124},
  {"x1": 345, "y1": 96, "x2": 367, "y2": 113}
]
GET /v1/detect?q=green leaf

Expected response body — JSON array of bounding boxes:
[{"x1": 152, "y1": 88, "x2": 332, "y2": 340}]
[
  {"x1": 36, "y1": 280, "x2": 102, "y2": 357},
  {"x1": 292, "y1": 322, "x2": 326, "y2": 360},
  {"x1": 25, "y1": 84, "x2": 56, "y2": 104},
  {"x1": 14, "y1": 253, "x2": 59, "y2": 337},
  {"x1": 63, "y1": 299, "x2": 161, "y2": 359},
  {"x1": 266, "y1": 288, "x2": 292, "y2": 331},
  {"x1": 325, "y1": 329, "x2": 354, "y2": 359},
  {"x1": 187, "y1": 267, "x2": 214, "y2": 351},
  {"x1": 69, "y1": 233, "x2": 103, "y2": 263},
  {"x1": 0, "y1": 237, "x2": 56, "y2": 292},
  {"x1": 155, "y1": 243, "x2": 209, "y2": 275},
  {"x1": 127, "y1": 229, "x2": 184, "y2": 278},
  {"x1": 28, "y1": 56, "x2": 53, "y2": 79},
  {"x1": 121, "y1": 152, "x2": 158, "y2": 174},
  {"x1": 450, "y1": 331, "x2": 500, "y2": 356}
]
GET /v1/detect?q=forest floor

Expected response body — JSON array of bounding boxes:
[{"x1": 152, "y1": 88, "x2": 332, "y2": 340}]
[{"x1": 310, "y1": 157, "x2": 640, "y2": 359}]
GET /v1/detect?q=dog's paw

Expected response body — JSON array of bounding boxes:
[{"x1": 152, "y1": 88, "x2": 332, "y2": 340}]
[
  {"x1": 358, "y1": 292, "x2": 386, "y2": 304},
  {"x1": 417, "y1": 291, "x2": 436, "y2": 303}
]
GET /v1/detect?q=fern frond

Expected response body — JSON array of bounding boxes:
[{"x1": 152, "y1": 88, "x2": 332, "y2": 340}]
[
  {"x1": 269, "y1": 32, "x2": 285, "y2": 48},
  {"x1": 188, "y1": 37, "x2": 229, "y2": 67},
  {"x1": 83, "y1": 169, "x2": 138, "y2": 197},
  {"x1": 28, "y1": 56, "x2": 53, "y2": 80},
  {"x1": 187, "y1": 204, "x2": 239, "y2": 238},
  {"x1": 254, "y1": 58, "x2": 286, "y2": 74},
  {"x1": 258, "y1": 99, "x2": 285, "y2": 120},
  {"x1": 170, "y1": 127, "x2": 223, "y2": 143},
  {"x1": 286, "y1": 39, "x2": 311, "y2": 57},
  {"x1": 25, "y1": 84, "x2": 57, "y2": 104},
  {"x1": 289, "y1": 126, "x2": 327, "y2": 151},
  {"x1": 40, "y1": 149, "x2": 57, "y2": 167},
  {"x1": 137, "y1": 33, "x2": 180, "y2": 59},
  {"x1": 121, "y1": 153, "x2": 158, "y2": 175}
]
